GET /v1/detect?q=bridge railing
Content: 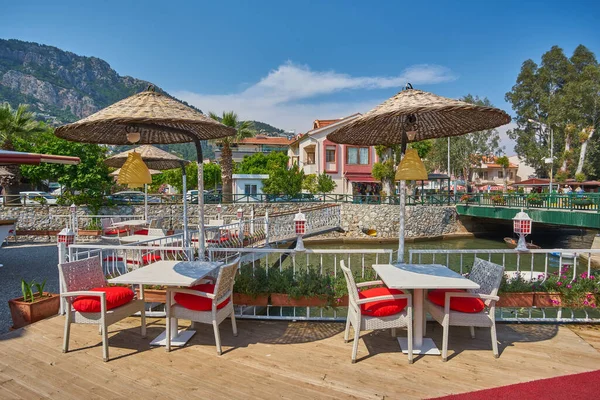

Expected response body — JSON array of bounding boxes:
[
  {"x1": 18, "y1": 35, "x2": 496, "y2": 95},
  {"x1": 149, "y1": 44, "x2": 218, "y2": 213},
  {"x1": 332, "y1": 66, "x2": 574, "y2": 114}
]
[{"x1": 460, "y1": 192, "x2": 600, "y2": 212}]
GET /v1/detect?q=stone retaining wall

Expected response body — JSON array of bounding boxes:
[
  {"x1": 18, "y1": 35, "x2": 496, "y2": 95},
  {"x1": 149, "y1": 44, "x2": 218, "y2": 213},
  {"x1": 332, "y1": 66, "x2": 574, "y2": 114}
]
[{"x1": 0, "y1": 203, "x2": 463, "y2": 242}]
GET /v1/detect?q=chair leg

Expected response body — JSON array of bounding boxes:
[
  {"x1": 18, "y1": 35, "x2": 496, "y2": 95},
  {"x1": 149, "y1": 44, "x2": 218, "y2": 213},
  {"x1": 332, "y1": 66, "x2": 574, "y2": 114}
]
[
  {"x1": 491, "y1": 322, "x2": 499, "y2": 358},
  {"x1": 165, "y1": 295, "x2": 171, "y2": 352},
  {"x1": 442, "y1": 320, "x2": 449, "y2": 362},
  {"x1": 351, "y1": 325, "x2": 360, "y2": 363},
  {"x1": 407, "y1": 322, "x2": 413, "y2": 364},
  {"x1": 391, "y1": 328, "x2": 396, "y2": 337},
  {"x1": 231, "y1": 311, "x2": 238, "y2": 337},
  {"x1": 101, "y1": 320, "x2": 109, "y2": 362},
  {"x1": 344, "y1": 316, "x2": 351, "y2": 343},
  {"x1": 470, "y1": 326, "x2": 475, "y2": 339},
  {"x1": 140, "y1": 305, "x2": 147, "y2": 338},
  {"x1": 62, "y1": 311, "x2": 71, "y2": 353},
  {"x1": 213, "y1": 320, "x2": 222, "y2": 355}
]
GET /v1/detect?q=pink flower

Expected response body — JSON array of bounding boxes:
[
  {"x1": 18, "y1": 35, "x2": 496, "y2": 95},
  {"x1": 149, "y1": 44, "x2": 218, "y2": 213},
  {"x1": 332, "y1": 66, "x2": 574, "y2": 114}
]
[
  {"x1": 567, "y1": 284, "x2": 572, "y2": 289},
  {"x1": 562, "y1": 275, "x2": 567, "y2": 279},
  {"x1": 557, "y1": 281, "x2": 562, "y2": 286},
  {"x1": 551, "y1": 299, "x2": 560, "y2": 305},
  {"x1": 590, "y1": 275, "x2": 595, "y2": 280},
  {"x1": 584, "y1": 300, "x2": 589, "y2": 306}
]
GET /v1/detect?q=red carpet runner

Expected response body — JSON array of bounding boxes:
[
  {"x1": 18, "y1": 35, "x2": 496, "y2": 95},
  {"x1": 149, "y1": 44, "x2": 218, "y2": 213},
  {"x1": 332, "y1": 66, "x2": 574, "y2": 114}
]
[{"x1": 431, "y1": 369, "x2": 600, "y2": 400}]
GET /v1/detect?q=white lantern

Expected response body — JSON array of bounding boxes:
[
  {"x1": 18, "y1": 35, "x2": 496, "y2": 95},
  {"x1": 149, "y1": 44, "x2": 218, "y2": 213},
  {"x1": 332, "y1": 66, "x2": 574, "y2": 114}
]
[
  {"x1": 236, "y1": 208, "x2": 243, "y2": 219},
  {"x1": 293, "y1": 210, "x2": 307, "y2": 251},
  {"x1": 57, "y1": 227, "x2": 75, "y2": 247},
  {"x1": 513, "y1": 209, "x2": 532, "y2": 251},
  {"x1": 69, "y1": 203, "x2": 77, "y2": 214},
  {"x1": 216, "y1": 203, "x2": 222, "y2": 214}
]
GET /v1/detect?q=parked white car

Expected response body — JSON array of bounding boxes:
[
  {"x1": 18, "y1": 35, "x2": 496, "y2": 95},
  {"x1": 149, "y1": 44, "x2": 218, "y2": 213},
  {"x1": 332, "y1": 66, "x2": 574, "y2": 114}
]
[{"x1": 20, "y1": 191, "x2": 58, "y2": 205}]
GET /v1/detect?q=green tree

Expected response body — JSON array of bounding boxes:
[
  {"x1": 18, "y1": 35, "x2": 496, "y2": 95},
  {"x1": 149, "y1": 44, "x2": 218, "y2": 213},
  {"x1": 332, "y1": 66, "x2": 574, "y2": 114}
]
[
  {"x1": 235, "y1": 152, "x2": 288, "y2": 174},
  {"x1": 158, "y1": 162, "x2": 221, "y2": 193},
  {"x1": 496, "y1": 155, "x2": 510, "y2": 193},
  {"x1": 316, "y1": 172, "x2": 336, "y2": 193},
  {"x1": 262, "y1": 164, "x2": 304, "y2": 196},
  {"x1": 209, "y1": 111, "x2": 255, "y2": 202},
  {"x1": 410, "y1": 139, "x2": 433, "y2": 159},
  {"x1": 426, "y1": 95, "x2": 501, "y2": 181},
  {"x1": 0, "y1": 103, "x2": 46, "y2": 201},
  {"x1": 302, "y1": 174, "x2": 318, "y2": 194}
]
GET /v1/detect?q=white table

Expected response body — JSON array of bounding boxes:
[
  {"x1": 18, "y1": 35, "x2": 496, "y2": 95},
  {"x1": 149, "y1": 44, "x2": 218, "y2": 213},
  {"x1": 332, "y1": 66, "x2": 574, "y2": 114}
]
[
  {"x1": 119, "y1": 234, "x2": 154, "y2": 244},
  {"x1": 110, "y1": 219, "x2": 148, "y2": 228},
  {"x1": 109, "y1": 260, "x2": 222, "y2": 346},
  {"x1": 372, "y1": 263, "x2": 480, "y2": 355}
]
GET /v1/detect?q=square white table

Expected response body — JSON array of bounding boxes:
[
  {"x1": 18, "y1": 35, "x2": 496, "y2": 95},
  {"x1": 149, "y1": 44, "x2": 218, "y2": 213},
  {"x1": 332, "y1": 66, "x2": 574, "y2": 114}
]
[
  {"x1": 109, "y1": 260, "x2": 222, "y2": 346},
  {"x1": 372, "y1": 263, "x2": 480, "y2": 355}
]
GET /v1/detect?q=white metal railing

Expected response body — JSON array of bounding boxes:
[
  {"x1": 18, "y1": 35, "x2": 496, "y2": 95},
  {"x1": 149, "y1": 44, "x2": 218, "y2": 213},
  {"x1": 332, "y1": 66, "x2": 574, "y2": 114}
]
[{"x1": 409, "y1": 248, "x2": 600, "y2": 322}]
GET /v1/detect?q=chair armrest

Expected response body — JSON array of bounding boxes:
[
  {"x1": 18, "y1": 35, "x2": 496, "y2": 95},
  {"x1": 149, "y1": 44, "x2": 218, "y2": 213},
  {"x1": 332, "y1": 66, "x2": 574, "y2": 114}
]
[
  {"x1": 61, "y1": 291, "x2": 106, "y2": 298},
  {"x1": 356, "y1": 280, "x2": 384, "y2": 288},
  {"x1": 356, "y1": 293, "x2": 412, "y2": 306},
  {"x1": 445, "y1": 292, "x2": 499, "y2": 302},
  {"x1": 166, "y1": 287, "x2": 215, "y2": 299}
]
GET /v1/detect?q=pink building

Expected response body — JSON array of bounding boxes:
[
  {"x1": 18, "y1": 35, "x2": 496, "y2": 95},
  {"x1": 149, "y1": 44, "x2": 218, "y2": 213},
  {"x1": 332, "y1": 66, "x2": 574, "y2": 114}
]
[{"x1": 288, "y1": 114, "x2": 381, "y2": 195}]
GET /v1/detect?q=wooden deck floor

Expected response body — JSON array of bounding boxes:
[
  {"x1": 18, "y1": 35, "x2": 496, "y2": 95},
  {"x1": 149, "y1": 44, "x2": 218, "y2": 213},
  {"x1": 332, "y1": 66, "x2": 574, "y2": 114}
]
[{"x1": 1, "y1": 316, "x2": 599, "y2": 399}]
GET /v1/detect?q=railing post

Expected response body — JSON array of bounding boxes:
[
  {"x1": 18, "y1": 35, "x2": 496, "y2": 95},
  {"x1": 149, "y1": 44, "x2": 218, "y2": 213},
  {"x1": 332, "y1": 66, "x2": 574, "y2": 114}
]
[
  {"x1": 57, "y1": 241, "x2": 67, "y2": 315},
  {"x1": 250, "y1": 206, "x2": 255, "y2": 235},
  {"x1": 264, "y1": 210, "x2": 270, "y2": 245}
]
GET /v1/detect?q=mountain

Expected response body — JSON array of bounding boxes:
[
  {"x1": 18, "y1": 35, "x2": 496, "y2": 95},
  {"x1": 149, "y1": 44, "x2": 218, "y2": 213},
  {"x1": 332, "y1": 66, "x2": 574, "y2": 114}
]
[{"x1": 248, "y1": 120, "x2": 286, "y2": 135}]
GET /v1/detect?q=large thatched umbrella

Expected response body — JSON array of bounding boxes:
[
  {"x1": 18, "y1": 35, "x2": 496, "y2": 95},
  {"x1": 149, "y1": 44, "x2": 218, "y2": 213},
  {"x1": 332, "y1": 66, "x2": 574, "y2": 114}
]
[
  {"x1": 105, "y1": 145, "x2": 191, "y2": 243},
  {"x1": 56, "y1": 88, "x2": 235, "y2": 257},
  {"x1": 327, "y1": 85, "x2": 510, "y2": 262}
]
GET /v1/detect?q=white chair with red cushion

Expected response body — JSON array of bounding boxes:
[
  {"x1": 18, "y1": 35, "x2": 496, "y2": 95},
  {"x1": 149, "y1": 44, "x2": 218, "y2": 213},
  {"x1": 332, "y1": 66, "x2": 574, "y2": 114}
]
[
  {"x1": 425, "y1": 257, "x2": 504, "y2": 361},
  {"x1": 59, "y1": 256, "x2": 146, "y2": 362},
  {"x1": 341, "y1": 261, "x2": 413, "y2": 364},
  {"x1": 165, "y1": 258, "x2": 240, "y2": 355}
]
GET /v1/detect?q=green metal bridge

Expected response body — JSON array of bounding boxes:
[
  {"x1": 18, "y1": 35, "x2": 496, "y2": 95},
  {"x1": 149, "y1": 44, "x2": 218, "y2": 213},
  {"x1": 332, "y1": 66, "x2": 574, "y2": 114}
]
[{"x1": 455, "y1": 193, "x2": 600, "y2": 229}]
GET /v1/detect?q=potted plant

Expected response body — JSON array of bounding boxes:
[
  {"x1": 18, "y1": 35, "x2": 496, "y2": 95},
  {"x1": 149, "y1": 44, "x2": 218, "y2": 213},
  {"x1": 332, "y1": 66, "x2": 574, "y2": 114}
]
[
  {"x1": 8, "y1": 279, "x2": 60, "y2": 329},
  {"x1": 135, "y1": 285, "x2": 167, "y2": 303},
  {"x1": 460, "y1": 194, "x2": 472, "y2": 204},
  {"x1": 532, "y1": 270, "x2": 563, "y2": 307},
  {"x1": 497, "y1": 274, "x2": 535, "y2": 307},
  {"x1": 268, "y1": 267, "x2": 334, "y2": 307},
  {"x1": 332, "y1": 267, "x2": 381, "y2": 307},
  {"x1": 491, "y1": 194, "x2": 505, "y2": 206},
  {"x1": 79, "y1": 218, "x2": 103, "y2": 236},
  {"x1": 526, "y1": 193, "x2": 543, "y2": 207},
  {"x1": 536, "y1": 267, "x2": 598, "y2": 308},
  {"x1": 572, "y1": 196, "x2": 593, "y2": 207},
  {"x1": 233, "y1": 264, "x2": 269, "y2": 306}
]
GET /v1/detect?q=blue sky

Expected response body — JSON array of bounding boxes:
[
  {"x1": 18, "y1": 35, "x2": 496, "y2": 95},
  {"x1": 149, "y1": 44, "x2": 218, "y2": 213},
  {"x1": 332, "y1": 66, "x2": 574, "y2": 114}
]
[{"x1": 2, "y1": 0, "x2": 600, "y2": 153}]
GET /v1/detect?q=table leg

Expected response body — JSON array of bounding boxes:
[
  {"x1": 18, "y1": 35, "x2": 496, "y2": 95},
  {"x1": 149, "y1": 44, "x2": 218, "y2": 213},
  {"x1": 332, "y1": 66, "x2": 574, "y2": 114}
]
[
  {"x1": 150, "y1": 314, "x2": 196, "y2": 347},
  {"x1": 397, "y1": 288, "x2": 441, "y2": 355}
]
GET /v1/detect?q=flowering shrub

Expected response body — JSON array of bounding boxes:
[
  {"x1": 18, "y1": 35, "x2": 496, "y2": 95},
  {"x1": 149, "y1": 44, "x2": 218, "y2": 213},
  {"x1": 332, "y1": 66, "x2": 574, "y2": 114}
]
[
  {"x1": 490, "y1": 194, "x2": 505, "y2": 205},
  {"x1": 460, "y1": 194, "x2": 472, "y2": 203},
  {"x1": 535, "y1": 266, "x2": 599, "y2": 308}
]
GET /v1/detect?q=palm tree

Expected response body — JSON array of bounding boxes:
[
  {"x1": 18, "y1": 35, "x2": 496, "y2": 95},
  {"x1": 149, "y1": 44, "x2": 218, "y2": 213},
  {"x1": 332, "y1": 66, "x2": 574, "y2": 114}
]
[
  {"x1": 208, "y1": 111, "x2": 255, "y2": 202},
  {"x1": 0, "y1": 103, "x2": 47, "y2": 202}
]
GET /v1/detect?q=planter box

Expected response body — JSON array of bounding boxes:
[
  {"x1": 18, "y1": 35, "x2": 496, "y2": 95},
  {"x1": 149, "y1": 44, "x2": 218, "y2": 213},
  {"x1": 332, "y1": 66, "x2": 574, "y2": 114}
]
[
  {"x1": 233, "y1": 293, "x2": 269, "y2": 306},
  {"x1": 79, "y1": 230, "x2": 102, "y2": 236},
  {"x1": 496, "y1": 292, "x2": 534, "y2": 308},
  {"x1": 334, "y1": 295, "x2": 349, "y2": 307},
  {"x1": 533, "y1": 292, "x2": 562, "y2": 307},
  {"x1": 8, "y1": 292, "x2": 60, "y2": 329},
  {"x1": 135, "y1": 288, "x2": 166, "y2": 303},
  {"x1": 270, "y1": 293, "x2": 328, "y2": 307}
]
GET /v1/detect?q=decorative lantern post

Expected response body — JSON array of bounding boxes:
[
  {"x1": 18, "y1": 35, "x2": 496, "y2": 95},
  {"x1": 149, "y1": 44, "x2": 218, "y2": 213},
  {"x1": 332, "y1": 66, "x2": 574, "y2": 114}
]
[
  {"x1": 216, "y1": 203, "x2": 222, "y2": 219},
  {"x1": 69, "y1": 203, "x2": 77, "y2": 237},
  {"x1": 513, "y1": 209, "x2": 532, "y2": 251},
  {"x1": 57, "y1": 227, "x2": 75, "y2": 247},
  {"x1": 294, "y1": 210, "x2": 307, "y2": 251},
  {"x1": 236, "y1": 208, "x2": 243, "y2": 220}
]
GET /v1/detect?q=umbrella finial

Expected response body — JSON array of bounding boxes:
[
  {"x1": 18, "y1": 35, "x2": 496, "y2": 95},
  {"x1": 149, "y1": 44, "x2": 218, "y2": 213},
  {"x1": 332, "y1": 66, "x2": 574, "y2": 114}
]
[
  {"x1": 404, "y1": 83, "x2": 413, "y2": 90},
  {"x1": 146, "y1": 84, "x2": 155, "y2": 92}
]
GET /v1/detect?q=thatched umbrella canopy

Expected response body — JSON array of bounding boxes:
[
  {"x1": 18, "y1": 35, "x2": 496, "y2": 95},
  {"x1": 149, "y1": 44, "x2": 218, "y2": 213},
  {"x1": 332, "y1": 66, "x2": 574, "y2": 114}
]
[
  {"x1": 106, "y1": 145, "x2": 190, "y2": 224},
  {"x1": 105, "y1": 145, "x2": 189, "y2": 170},
  {"x1": 56, "y1": 88, "x2": 234, "y2": 256},
  {"x1": 55, "y1": 89, "x2": 235, "y2": 144},
  {"x1": 327, "y1": 87, "x2": 510, "y2": 146},
  {"x1": 326, "y1": 85, "x2": 511, "y2": 264}
]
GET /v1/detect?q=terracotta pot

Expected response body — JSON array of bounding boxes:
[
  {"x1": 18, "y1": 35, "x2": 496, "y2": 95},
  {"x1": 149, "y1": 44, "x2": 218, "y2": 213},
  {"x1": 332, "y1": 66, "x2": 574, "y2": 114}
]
[
  {"x1": 533, "y1": 292, "x2": 562, "y2": 307},
  {"x1": 334, "y1": 295, "x2": 349, "y2": 307},
  {"x1": 270, "y1": 293, "x2": 328, "y2": 307},
  {"x1": 233, "y1": 293, "x2": 269, "y2": 306},
  {"x1": 8, "y1": 292, "x2": 60, "y2": 329},
  {"x1": 496, "y1": 292, "x2": 534, "y2": 308},
  {"x1": 78, "y1": 230, "x2": 102, "y2": 236},
  {"x1": 135, "y1": 288, "x2": 166, "y2": 303}
]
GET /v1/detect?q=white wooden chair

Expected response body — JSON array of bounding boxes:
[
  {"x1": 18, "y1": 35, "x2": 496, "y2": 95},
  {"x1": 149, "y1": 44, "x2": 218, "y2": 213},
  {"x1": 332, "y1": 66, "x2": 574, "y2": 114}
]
[
  {"x1": 425, "y1": 257, "x2": 504, "y2": 361},
  {"x1": 341, "y1": 261, "x2": 413, "y2": 364},
  {"x1": 165, "y1": 258, "x2": 240, "y2": 355},
  {"x1": 59, "y1": 256, "x2": 146, "y2": 362}
]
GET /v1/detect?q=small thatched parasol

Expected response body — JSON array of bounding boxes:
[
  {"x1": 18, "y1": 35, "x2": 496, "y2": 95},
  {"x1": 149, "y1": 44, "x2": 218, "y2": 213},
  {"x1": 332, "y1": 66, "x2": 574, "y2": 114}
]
[
  {"x1": 106, "y1": 144, "x2": 191, "y2": 235},
  {"x1": 327, "y1": 87, "x2": 510, "y2": 146},
  {"x1": 56, "y1": 87, "x2": 234, "y2": 256},
  {"x1": 109, "y1": 167, "x2": 162, "y2": 177},
  {"x1": 326, "y1": 85, "x2": 511, "y2": 263}
]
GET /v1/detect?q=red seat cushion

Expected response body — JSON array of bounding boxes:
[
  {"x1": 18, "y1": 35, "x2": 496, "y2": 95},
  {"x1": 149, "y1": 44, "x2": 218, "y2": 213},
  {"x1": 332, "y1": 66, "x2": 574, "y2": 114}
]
[
  {"x1": 72, "y1": 286, "x2": 135, "y2": 313},
  {"x1": 359, "y1": 287, "x2": 407, "y2": 317},
  {"x1": 104, "y1": 228, "x2": 128, "y2": 235},
  {"x1": 427, "y1": 289, "x2": 485, "y2": 313},
  {"x1": 103, "y1": 256, "x2": 123, "y2": 262},
  {"x1": 127, "y1": 254, "x2": 162, "y2": 265},
  {"x1": 174, "y1": 283, "x2": 230, "y2": 311},
  {"x1": 134, "y1": 229, "x2": 149, "y2": 235}
]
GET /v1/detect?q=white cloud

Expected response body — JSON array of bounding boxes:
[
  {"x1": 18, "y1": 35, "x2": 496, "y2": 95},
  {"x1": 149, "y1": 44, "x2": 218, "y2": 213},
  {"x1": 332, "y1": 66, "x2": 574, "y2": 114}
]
[{"x1": 172, "y1": 62, "x2": 457, "y2": 133}]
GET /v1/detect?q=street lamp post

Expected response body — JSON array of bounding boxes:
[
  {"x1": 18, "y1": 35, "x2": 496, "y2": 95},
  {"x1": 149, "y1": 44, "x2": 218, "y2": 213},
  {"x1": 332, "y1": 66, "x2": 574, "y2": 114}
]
[{"x1": 528, "y1": 119, "x2": 554, "y2": 193}]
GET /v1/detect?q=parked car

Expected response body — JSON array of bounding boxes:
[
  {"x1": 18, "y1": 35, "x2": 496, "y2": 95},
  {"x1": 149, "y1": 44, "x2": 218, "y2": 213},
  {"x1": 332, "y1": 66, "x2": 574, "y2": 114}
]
[
  {"x1": 19, "y1": 191, "x2": 58, "y2": 205},
  {"x1": 107, "y1": 191, "x2": 161, "y2": 205}
]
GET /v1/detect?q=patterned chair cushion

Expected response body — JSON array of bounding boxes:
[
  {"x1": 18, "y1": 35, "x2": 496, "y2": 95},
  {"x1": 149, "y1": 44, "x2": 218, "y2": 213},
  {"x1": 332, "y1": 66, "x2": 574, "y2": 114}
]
[
  {"x1": 359, "y1": 287, "x2": 407, "y2": 317},
  {"x1": 72, "y1": 287, "x2": 135, "y2": 313},
  {"x1": 428, "y1": 289, "x2": 485, "y2": 313},
  {"x1": 174, "y1": 284, "x2": 230, "y2": 311}
]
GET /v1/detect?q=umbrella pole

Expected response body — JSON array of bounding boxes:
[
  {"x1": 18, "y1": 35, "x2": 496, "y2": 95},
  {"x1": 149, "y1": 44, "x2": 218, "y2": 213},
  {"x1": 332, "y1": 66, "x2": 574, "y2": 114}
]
[
  {"x1": 181, "y1": 162, "x2": 189, "y2": 255},
  {"x1": 193, "y1": 138, "x2": 206, "y2": 260},
  {"x1": 397, "y1": 131, "x2": 408, "y2": 264},
  {"x1": 144, "y1": 184, "x2": 148, "y2": 221}
]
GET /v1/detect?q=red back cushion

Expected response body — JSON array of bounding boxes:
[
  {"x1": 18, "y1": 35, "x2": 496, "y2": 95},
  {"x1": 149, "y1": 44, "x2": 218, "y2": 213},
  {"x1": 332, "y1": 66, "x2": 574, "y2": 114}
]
[
  {"x1": 72, "y1": 287, "x2": 135, "y2": 313},
  {"x1": 134, "y1": 229, "x2": 149, "y2": 235},
  {"x1": 428, "y1": 289, "x2": 485, "y2": 313},
  {"x1": 359, "y1": 287, "x2": 407, "y2": 317},
  {"x1": 174, "y1": 283, "x2": 230, "y2": 311}
]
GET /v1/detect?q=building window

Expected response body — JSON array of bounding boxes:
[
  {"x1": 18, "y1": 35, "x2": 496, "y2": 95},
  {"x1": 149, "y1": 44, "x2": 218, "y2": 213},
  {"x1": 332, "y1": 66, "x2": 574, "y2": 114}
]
[
  {"x1": 326, "y1": 148, "x2": 336, "y2": 162},
  {"x1": 508, "y1": 171, "x2": 514, "y2": 180},
  {"x1": 305, "y1": 151, "x2": 315, "y2": 165},
  {"x1": 482, "y1": 171, "x2": 488, "y2": 180},
  {"x1": 244, "y1": 184, "x2": 257, "y2": 195},
  {"x1": 346, "y1": 147, "x2": 369, "y2": 165},
  {"x1": 497, "y1": 170, "x2": 504, "y2": 178}
]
